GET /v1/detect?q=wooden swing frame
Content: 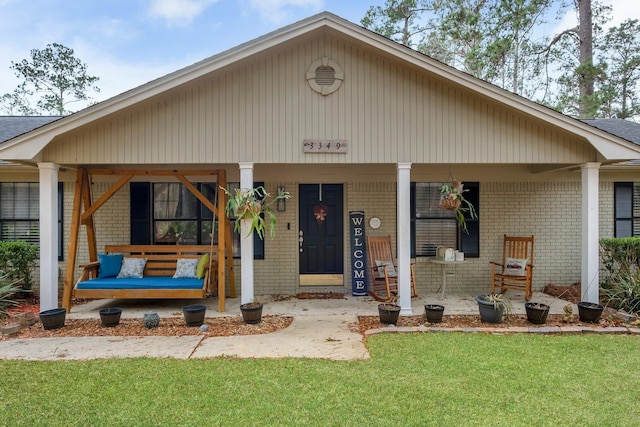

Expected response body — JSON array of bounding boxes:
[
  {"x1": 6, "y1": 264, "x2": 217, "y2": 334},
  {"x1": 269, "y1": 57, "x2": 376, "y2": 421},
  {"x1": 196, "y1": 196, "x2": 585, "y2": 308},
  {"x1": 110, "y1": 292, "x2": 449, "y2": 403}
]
[{"x1": 61, "y1": 167, "x2": 236, "y2": 312}]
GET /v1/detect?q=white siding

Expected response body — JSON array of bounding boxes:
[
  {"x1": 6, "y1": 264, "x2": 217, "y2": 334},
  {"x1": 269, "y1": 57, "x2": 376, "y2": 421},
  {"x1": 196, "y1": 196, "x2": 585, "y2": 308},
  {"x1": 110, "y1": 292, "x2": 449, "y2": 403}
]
[{"x1": 43, "y1": 33, "x2": 596, "y2": 166}]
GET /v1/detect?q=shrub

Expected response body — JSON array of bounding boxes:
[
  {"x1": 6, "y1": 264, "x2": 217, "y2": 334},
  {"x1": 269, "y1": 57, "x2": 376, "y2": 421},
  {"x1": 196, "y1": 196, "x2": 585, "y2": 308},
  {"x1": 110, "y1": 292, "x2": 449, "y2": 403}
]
[
  {"x1": 600, "y1": 238, "x2": 640, "y2": 314},
  {"x1": 0, "y1": 241, "x2": 38, "y2": 291},
  {"x1": 0, "y1": 273, "x2": 21, "y2": 317}
]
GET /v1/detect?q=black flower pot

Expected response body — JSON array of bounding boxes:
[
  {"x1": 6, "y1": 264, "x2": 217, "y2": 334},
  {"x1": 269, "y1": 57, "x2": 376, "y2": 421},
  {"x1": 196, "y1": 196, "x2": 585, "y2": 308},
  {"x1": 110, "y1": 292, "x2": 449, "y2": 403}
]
[
  {"x1": 183, "y1": 304, "x2": 207, "y2": 327},
  {"x1": 577, "y1": 301, "x2": 604, "y2": 323},
  {"x1": 39, "y1": 308, "x2": 66, "y2": 330},
  {"x1": 240, "y1": 303, "x2": 263, "y2": 324},
  {"x1": 525, "y1": 302, "x2": 550, "y2": 325},
  {"x1": 378, "y1": 303, "x2": 401, "y2": 325},
  {"x1": 425, "y1": 304, "x2": 445, "y2": 323},
  {"x1": 476, "y1": 296, "x2": 504, "y2": 323},
  {"x1": 99, "y1": 307, "x2": 122, "y2": 327}
]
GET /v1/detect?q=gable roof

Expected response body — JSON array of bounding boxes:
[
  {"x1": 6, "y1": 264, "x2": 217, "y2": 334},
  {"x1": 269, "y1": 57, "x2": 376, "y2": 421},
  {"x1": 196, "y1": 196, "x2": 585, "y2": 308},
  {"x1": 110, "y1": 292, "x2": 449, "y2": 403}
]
[
  {"x1": 0, "y1": 116, "x2": 62, "y2": 143},
  {"x1": 581, "y1": 118, "x2": 640, "y2": 145},
  {"x1": 1, "y1": 12, "x2": 639, "y2": 163}
]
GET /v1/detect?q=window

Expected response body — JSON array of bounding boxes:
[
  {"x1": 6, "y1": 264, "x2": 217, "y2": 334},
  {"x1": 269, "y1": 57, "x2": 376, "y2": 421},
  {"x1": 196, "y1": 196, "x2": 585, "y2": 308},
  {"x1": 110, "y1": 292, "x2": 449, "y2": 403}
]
[
  {"x1": 411, "y1": 182, "x2": 479, "y2": 257},
  {"x1": 614, "y1": 182, "x2": 640, "y2": 237},
  {"x1": 0, "y1": 182, "x2": 64, "y2": 260},
  {"x1": 130, "y1": 182, "x2": 264, "y2": 259}
]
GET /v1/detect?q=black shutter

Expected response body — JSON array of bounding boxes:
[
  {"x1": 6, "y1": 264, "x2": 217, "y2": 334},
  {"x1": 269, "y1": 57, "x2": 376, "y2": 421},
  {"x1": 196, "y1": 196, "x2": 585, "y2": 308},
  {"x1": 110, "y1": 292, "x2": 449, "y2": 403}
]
[
  {"x1": 615, "y1": 182, "x2": 633, "y2": 237},
  {"x1": 254, "y1": 182, "x2": 265, "y2": 260},
  {"x1": 459, "y1": 182, "x2": 479, "y2": 257},
  {"x1": 58, "y1": 182, "x2": 63, "y2": 261},
  {"x1": 130, "y1": 182, "x2": 151, "y2": 244}
]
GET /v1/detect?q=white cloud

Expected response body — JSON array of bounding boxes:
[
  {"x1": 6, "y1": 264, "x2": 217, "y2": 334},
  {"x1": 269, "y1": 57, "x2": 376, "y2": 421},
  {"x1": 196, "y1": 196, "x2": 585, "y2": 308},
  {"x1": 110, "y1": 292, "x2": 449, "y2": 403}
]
[
  {"x1": 149, "y1": 0, "x2": 219, "y2": 26},
  {"x1": 246, "y1": 0, "x2": 324, "y2": 24}
]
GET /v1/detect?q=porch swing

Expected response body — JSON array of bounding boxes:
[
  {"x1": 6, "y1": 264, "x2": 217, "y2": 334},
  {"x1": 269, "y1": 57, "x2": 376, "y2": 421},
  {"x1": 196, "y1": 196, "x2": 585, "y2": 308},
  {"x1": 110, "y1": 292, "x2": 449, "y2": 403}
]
[{"x1": 61, "y1": 168, "x2": 236, "y2": 313}]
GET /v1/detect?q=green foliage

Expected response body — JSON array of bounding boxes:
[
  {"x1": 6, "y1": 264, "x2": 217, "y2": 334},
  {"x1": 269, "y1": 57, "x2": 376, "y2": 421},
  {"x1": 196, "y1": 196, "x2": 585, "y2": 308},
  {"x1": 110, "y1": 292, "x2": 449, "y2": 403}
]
[
  {"x1": 439, "y1": 180, "x2": 477, "y2": 233},
  {"x1": 600, "y1": 237, "x2": 640, "y2": 314},
  {"x1": 1, "y1": 42, "x2": 100, "y2": 115},
  {"x1": 0, "y1": 241, "x2": 38, "y2": 291},
  {"x1": 2, "y1": 335, "x2": 640, "y2": 425},
  {"x1": 477, "y1": 293, "x2": 513, "y2": 317},
  {"x1": 221, "y1": 185, "x2": 290, "y2": 240},
  {"x1": 0, "y1": 273, "x2": 22, "y2": 317}
]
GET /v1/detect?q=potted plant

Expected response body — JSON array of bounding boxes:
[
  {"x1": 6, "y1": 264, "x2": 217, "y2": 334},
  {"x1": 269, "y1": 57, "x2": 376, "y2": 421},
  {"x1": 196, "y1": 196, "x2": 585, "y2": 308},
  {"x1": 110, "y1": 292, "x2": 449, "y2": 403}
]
[
  {"x1": 99, "y1": 307, "x2": 122, "y2": 327},
  {"x1": 240, "y1": 301, "x2": 264, "y2": 324},
  {"x1": 182, "y1": 304, "x2": 206, "y2": 327},
  {"x1": 39, "y1": 307, "x2": 67, "y2": 330},
  {"x1": 475, "y1": 294, "x2": 512, "y2": 323},
  {"x1": 577, "y1": 301, "x2": 604, "y2": 323},
  {"x1": 378, "y1": 302, "x2": 401, "y2": 325},
  {"x1": 424, "y1": 304, "x2": 445, "y2": 323},
  {"x1": 222, "y1": 185, "x2": 289, "y2": 324},
  {"x1": 439, "y1": 179, "x2": 477, "y2": 233},
  {"x1": 524, "y1": 302, "x2": 550, "y2": 324},
  {"x1": 221, "y1": 185, "x2": 290, "y2": 239}
]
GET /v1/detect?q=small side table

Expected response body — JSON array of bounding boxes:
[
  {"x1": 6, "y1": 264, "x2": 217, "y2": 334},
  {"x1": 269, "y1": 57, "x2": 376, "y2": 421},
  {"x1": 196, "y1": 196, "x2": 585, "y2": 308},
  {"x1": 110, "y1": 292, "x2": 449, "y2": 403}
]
[{"x1": 428, "y1": 258, "x2": 468, "y2": 298}]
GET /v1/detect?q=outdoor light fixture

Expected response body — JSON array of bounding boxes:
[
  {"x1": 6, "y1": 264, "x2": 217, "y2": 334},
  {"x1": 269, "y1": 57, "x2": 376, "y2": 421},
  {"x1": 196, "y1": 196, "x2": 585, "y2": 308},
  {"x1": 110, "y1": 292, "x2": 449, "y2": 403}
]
[{"x1": 277, "y1": 186, "x2": 286, "y2": 212}]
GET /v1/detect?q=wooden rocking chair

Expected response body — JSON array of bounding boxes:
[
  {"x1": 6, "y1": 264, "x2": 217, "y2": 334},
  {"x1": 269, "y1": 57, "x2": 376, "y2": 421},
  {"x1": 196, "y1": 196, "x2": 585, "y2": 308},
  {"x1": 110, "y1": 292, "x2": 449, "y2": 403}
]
[
  {"x1": 490, "y1": 235, "x2": 535, "y2": 301},
  {"x1": 367, "y1": 236, "x2": 418, "y2": 302}
]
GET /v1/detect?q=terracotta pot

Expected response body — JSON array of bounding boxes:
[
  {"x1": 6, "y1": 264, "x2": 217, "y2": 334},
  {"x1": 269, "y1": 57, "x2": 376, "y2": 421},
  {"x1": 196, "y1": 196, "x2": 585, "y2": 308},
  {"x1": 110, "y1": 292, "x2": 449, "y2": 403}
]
[
  {"x1": 378, "y1": 303, "x2": 401, "y2": 325},
  {"x1": 425, "y1": 304, "x2": 445, "y2": 323}
]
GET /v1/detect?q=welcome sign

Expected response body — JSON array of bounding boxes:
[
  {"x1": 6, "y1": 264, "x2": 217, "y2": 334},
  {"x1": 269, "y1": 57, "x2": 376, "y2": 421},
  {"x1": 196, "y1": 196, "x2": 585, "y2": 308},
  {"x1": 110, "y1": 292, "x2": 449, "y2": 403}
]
[{"x1": 349, "y1": 211, "x2": 368, "y2": 296}]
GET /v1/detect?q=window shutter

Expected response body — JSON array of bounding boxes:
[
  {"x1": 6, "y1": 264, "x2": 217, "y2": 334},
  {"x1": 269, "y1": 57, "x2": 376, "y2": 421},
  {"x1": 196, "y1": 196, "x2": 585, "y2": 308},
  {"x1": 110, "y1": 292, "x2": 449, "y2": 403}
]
[
  {"x1": 130, "y1": 183, "x2": 151, "y2": 244},
  {"x1": 615, "y1": 182, "x2": 633, "y2": 237},
  {"x1": 460, "y1": 182, "x2": 479, "y2": 257}
]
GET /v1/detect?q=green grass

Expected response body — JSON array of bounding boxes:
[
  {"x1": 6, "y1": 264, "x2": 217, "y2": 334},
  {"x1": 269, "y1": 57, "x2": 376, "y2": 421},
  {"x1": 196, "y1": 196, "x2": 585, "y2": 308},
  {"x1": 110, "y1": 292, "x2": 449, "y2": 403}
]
[{"x1": 2, "y1": 334, "x2": 640, "y2": 426}]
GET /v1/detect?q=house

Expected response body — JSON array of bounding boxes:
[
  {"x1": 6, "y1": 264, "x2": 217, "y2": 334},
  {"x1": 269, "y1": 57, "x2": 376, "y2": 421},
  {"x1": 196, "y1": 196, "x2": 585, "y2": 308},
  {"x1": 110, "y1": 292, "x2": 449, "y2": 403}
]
[{"x1": 1, "y1": 12, "x2": 639, "y2": 315}]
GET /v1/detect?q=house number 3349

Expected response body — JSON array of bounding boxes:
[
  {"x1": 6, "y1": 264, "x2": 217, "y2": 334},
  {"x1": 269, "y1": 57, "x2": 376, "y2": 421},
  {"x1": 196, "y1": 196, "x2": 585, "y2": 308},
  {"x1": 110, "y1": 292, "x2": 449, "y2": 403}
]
[{"x1": 303, "y1": 139, "x2": 348, "y2": 153}]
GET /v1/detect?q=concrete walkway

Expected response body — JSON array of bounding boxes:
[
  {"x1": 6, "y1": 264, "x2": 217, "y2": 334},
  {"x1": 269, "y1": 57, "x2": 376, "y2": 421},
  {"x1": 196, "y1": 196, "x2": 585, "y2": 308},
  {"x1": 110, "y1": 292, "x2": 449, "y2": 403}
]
[{"x1": 0, "y1": 291, "x2": 599, "y2": 361}]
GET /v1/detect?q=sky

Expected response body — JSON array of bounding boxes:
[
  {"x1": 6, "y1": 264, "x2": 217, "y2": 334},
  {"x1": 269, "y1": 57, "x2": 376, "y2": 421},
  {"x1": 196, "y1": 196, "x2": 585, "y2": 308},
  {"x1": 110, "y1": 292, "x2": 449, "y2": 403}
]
[{"x1": 0, "y1": 0, "x2": 639, "y2": 112}]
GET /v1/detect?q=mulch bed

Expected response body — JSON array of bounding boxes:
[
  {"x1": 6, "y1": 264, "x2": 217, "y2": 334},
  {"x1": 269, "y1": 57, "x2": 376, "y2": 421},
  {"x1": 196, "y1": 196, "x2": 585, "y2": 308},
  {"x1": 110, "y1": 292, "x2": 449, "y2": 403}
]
[
  {"x1": 1, "y1": 314, "x2": 292, "y2": 341},
  {"x1": 543, "y1": 282, "x2": 582, "y2": 303},
  {"x1": 2, "y1": 284, "x2": 636, "y2": 341}
]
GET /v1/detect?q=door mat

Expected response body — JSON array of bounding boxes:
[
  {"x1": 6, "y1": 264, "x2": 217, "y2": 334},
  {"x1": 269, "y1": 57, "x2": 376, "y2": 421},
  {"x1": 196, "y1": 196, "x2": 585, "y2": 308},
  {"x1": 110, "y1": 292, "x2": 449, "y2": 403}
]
[{"x1": 296, "y1": 292, "x2": 346, "y2": 300}]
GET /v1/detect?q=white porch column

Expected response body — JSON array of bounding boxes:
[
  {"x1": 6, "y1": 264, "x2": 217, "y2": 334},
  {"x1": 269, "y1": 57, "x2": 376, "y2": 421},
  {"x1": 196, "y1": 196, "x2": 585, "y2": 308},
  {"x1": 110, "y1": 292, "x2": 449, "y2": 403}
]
[
  {"x1": 581, "y1": 162, "x2": 601, "y2": 303},
  {"x1": 239, "y1": 162, "x2": 255, "y2": 304},
  {"x1": 397, "y1": 162, "x2": 412, "y2": 315},
  {"x1": 38, "y1": 162, "x2": 59, "y2": 311}
]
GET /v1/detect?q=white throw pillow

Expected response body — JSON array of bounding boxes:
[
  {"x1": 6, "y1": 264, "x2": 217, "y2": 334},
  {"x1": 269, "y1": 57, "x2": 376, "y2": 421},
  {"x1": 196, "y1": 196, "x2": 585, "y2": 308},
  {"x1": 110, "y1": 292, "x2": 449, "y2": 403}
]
[
  {"x1": 117, "y1": 257, "x2": 147, "y2": 278},
  {"x1": 504, "y1": 257, "x2": 528, "y2": 276},
  {"x1": 173, "y1": 258, "x2": 199, "y2": 279},
  {"x1": 375, "y1": 260, "x2": 397, "y2": 278}
]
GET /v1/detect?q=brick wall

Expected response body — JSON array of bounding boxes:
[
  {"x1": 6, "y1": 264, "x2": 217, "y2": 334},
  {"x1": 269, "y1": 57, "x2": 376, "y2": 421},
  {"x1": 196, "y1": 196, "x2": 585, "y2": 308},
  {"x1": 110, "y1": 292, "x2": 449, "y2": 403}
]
[{"x1": 54, "y1": 179, "x2": 619, "y2": 298}]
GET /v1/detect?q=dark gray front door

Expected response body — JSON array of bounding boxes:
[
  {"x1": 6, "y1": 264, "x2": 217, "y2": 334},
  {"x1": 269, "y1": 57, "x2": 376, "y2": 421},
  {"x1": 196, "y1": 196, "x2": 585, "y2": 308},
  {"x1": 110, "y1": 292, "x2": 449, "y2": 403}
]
[{"x1": 299, "y1": 184, "x2": 343, "y2": 284}]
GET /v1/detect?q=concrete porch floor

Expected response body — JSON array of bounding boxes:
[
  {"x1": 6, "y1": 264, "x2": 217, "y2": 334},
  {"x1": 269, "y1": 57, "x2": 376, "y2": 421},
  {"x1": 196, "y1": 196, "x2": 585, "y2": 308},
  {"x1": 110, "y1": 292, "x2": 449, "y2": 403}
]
[{"x1": 66, "y1": 290, "x2": 573, "y2": 320}]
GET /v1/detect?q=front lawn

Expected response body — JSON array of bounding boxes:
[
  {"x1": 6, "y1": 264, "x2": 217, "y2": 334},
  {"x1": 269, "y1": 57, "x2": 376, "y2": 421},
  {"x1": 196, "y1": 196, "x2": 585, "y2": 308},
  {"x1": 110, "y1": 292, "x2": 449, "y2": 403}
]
[{"x1": 2, "y1": 333, "x2": 639, "y2": 426}]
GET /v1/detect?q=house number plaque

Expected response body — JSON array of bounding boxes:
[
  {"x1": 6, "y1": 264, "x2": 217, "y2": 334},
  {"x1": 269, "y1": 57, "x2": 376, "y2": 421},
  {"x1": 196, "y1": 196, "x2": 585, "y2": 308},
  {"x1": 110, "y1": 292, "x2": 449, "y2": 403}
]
[{"x1": 303, "y1": 139, "x2": 348, "y2": 153}]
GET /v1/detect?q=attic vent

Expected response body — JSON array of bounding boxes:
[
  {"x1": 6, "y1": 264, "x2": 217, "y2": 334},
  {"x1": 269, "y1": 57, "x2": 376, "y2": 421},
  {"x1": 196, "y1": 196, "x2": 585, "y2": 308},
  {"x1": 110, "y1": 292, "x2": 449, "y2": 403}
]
[
  {"x1": 306, "y1": 57, "x2": 344, "y2": 95},
  {"x1": 315, "y1": 66, "x2": 336, "y2": 86}
]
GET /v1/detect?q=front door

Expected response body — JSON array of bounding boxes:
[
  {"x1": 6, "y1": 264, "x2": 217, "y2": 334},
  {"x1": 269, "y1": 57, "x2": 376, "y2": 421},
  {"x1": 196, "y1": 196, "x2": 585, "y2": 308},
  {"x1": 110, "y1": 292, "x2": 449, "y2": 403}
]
[{"x1": 299, "y1": 184, "x2": 344, "y2": 286}]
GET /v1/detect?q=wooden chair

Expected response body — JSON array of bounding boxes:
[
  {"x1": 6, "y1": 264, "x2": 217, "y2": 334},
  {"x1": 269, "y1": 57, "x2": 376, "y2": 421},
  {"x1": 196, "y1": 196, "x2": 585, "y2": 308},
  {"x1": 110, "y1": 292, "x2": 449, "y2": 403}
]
[
  {"x1": 490, "y1": 235, "x2": 534, "y2": 301},
  {"x1": 367, "y1": 236, "x2": 418, "y2": 302}
]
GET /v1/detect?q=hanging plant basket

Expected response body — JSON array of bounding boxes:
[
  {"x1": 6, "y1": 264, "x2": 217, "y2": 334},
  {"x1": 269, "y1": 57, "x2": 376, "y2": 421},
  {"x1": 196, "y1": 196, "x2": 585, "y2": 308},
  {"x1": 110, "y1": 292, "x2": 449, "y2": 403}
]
[{"x1": 439, "y1": 196, "x2": 462, "y2": 210}]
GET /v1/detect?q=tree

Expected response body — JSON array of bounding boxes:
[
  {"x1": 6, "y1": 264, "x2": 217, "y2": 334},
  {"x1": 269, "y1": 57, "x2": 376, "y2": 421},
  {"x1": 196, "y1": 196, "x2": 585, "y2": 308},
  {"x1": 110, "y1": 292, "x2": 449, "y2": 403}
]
[
  {"x1": 363, "y1": 0, "x2": 556, "y2": 97},
  {"x1": 545, "y1": 0, "x2": 611, "y2": 117},
  {"x1": 1, "y1": 43, "x2": 100, "y2": 115},
  {"x1": 599, "y1": 19, "x2": 640, "y2": 119},
  {"x1": 361, "y1": 0, "x2": 441, "y2": 47}
]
